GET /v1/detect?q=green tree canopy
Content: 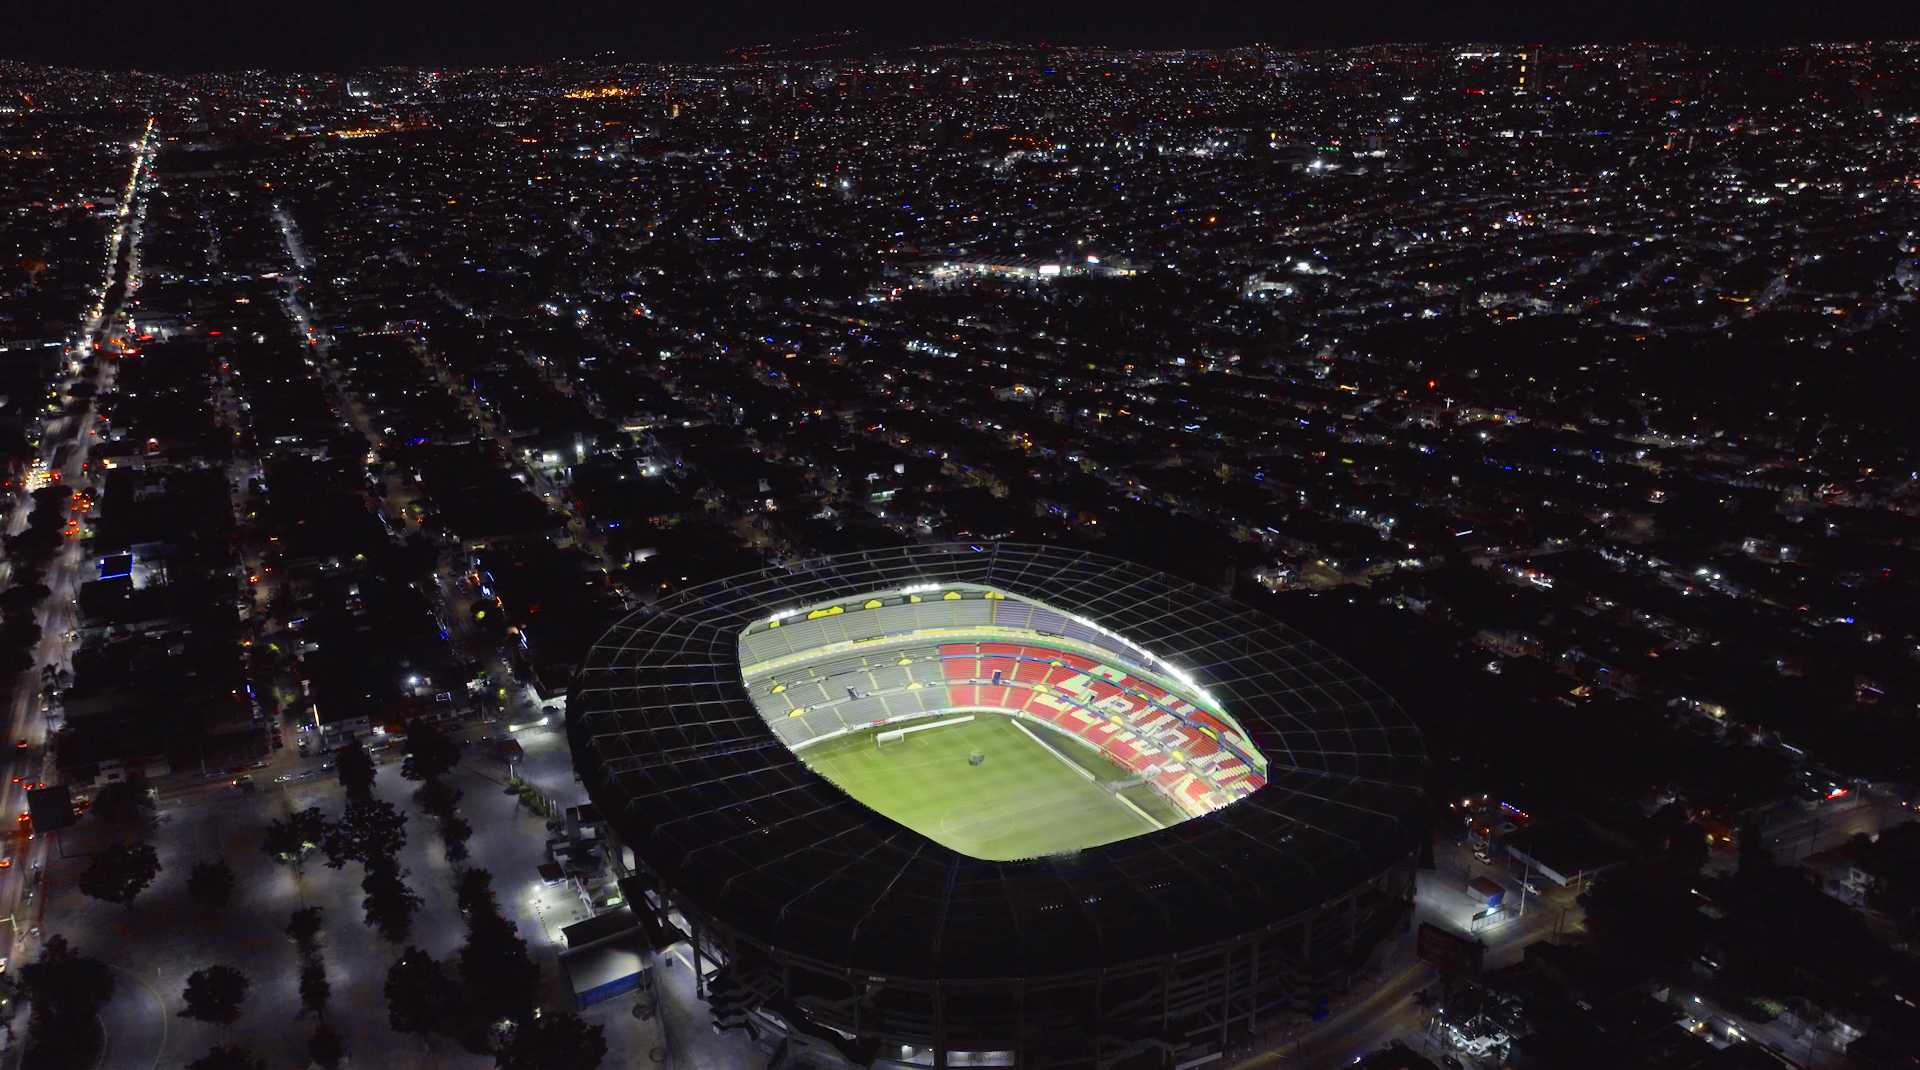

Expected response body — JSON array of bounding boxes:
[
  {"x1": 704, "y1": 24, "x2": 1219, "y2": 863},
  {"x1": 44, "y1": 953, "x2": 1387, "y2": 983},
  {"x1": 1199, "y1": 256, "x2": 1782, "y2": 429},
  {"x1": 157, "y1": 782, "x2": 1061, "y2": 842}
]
[
  {"x1": 334, "y1": 740, "x2": 376, "y2": 801},
  {"x1": 77, "y1": 841, "x2": 161, "y2": 909},
  {"x1": 263, "y1": 806, "x2": 329, "y2": 869},
  {"x1": 494, "y1": 1012, "x2": 608, "y2": 1070},
  {"x1": 400, "y1": 721, "x2": 461, "y2": 784},
  {"x1": 186, "y1": 859, "x2": 236, "y2": 909},
  {"x1": 385, "y1": 948, "x2": 454, "y2": 1040},
  {"x1": 178, "y1": 964, "x2": 250, "y2": 1027},
  {"x1": 19, "y1": 935, "x2": 115, "y2": 1070}
]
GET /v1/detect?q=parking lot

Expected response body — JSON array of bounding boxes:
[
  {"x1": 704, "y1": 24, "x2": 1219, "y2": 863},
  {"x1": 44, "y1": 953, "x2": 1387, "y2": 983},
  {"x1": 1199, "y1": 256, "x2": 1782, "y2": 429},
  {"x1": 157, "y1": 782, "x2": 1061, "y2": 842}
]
[{"x1": 25, "y1": 749, "x2": 671, "y2": 1068}]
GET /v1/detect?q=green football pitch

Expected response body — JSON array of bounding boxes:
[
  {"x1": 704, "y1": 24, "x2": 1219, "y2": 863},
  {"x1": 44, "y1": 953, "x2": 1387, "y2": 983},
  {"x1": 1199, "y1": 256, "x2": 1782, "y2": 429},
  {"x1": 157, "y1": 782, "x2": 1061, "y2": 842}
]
[{"x1": 800, "y1": 715, "x2": 1161, "y2": 861}]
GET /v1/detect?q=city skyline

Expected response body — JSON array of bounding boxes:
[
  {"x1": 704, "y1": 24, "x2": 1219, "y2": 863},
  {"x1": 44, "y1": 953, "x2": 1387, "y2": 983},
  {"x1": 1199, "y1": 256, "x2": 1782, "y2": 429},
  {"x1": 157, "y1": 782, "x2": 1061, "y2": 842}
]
[{"x1": 5, "y1": 2, "x2": 1920, "y2": 71}]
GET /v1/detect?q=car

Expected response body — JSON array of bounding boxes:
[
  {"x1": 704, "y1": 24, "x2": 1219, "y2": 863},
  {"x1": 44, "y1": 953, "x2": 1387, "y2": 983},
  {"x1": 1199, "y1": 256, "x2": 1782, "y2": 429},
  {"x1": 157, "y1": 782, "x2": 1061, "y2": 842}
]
[
  {"x1": 1473, "y1": 848, "x2": 1493, "y2": 864},
  {"x1": 232, "y1": 774, "x2": 255, "y2": 792},
  {"x1": 0, "y1": 857, "x2": 12, "y2": 869},
  {"x1": 13, "y1": 739, "x2": 25, "y2": 750}
]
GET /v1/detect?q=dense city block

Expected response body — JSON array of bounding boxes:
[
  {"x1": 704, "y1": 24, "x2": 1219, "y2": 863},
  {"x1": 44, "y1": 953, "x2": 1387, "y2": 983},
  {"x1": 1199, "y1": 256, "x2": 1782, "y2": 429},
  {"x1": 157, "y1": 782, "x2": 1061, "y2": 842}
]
[{"x1": 1, "y1": 40, "x2": 1919, "y2": 1070}]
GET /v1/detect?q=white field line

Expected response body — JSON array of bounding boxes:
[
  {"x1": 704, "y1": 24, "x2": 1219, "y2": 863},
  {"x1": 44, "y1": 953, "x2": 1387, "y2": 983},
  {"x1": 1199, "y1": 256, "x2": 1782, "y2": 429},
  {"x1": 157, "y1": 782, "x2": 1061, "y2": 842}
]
[{"x1": 1011, "y1": 719, "x2": 1095, "y2": 783}]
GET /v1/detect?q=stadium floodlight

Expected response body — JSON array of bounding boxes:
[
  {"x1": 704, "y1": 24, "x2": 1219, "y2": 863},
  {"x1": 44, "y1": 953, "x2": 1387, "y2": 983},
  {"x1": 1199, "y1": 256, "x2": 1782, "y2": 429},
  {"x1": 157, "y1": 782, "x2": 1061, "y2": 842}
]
[{"x1": 1158, "y1": 664, "x2": 1221, "y2": 711}]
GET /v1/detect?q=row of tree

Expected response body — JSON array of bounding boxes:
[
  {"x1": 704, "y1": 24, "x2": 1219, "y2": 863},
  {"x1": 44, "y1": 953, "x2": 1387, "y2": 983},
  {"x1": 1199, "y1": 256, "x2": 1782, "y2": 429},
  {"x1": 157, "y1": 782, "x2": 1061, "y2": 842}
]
[
  {"x1": 262, "y1": 739, "x2": 429, "y2": 941},
  {"x1": 26, "y1": 730, "x2": 603, "y2": 1067},
  {"x1": 0, "y1": 485, "x2": 69, "y2": 673},
  {"x1": 403, "y1": 721, "x2": 474, "y2": 865},
  {"x1": 15, "y1": 935, "x2": 115, "y2": 1067},
  {"x1": 288, "y1": 907, "x2": 345, "y2": 1067}
]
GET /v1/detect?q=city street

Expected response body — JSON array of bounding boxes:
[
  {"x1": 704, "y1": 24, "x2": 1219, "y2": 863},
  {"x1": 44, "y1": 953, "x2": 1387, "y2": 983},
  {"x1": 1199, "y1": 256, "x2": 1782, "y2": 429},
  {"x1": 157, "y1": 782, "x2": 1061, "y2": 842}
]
[
  {"x1": 1759, "y1": 795, "x2": 1905, "y2": 867},
  {"x1": 1229, "y1": 838, "x2": 1586, "y2": 1069},
  {"x1": 0, "y1": 114, "x2": 153, "y2": 977}
]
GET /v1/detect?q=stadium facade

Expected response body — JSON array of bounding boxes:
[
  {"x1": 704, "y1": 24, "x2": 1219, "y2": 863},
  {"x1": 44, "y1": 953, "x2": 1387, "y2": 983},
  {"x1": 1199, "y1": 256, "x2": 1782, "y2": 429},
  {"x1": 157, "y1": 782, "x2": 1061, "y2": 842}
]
[{"x1": 568, "y1": 544, "x2": 1428, "y2": 1069}]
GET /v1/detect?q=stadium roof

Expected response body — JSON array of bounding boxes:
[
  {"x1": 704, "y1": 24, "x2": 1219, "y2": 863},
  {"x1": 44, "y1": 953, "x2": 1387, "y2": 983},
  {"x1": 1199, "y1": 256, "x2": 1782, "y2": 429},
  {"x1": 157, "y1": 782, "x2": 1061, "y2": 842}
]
[{"x1": 568, "y1": 543, "x2": 1428, "y2": 980}]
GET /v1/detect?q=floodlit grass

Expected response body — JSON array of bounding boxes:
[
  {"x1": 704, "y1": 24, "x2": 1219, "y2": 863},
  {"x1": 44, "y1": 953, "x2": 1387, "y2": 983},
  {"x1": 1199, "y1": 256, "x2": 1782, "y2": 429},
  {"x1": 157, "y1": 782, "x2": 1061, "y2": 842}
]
[{"x1": 801, "y1": 715, "x2": 1158, "y2": 861}]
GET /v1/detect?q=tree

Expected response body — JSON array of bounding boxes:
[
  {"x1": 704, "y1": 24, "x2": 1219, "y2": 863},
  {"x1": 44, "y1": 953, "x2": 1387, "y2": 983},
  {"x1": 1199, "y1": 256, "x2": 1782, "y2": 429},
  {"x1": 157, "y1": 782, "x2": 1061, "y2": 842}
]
[
  {"x1": 0, "y1": 582, "x2": 50, "y2": 617},
  {"x1": 1578, "y1": 861, "x2": 1704, "y2": 969},
  {"x1": 19, "y1": 935, "x2": 114, "y2": 1069},
  {"x1": 1737, "y1": 820, "x2": 1775, "y2": 881},
  {"x1": 185, "y1": 1045, "x2": 265, "y2": 1070},
  {"x1": 414, "y1": 776, "x2": 463, "y2": 820},
  {"x1": 309, "y1": 1022, "x2": 345, "y2": 1070},
  {"x1": 0, "y1": 617, "x2": 41, "y2": 652},
  {"x1": 495, "y1": 1012, "x2": 608, "y2": 1070},
  {"x1": 262, "y1": 807, "x2": 329, "y2": 869},
  {"x1": 178, "y1": 965, "x2": 250, "y2": 1027},
  {"x1": 286, "y1": 907, "x2": 324, "y2": 954},
  {"x1": 0, "y1": 642, "x2": 34, "y2": 675},
  {"x1": 1856, "y1": 822, "x2": 1920, "y2": 941},
  {"x1": 1640, "y1": 803, "x2": 1708, "y2": 873},
  {"x1": 456, "y1": 867, "x2": 497, "y2": 917},
  {"x1": 401, "y1": 721, "x2": 461, "y2": 783},
  {"x1": 77, "y1": 841, "x2": 161, "y2": 909},
  {"x1": 86, "y1": 775, "x2": 156, "y2": 837},
  {"x1": 442, "y1": 813, "x2": 473, "y2": 866},
  {"x1": 385, "y1": 948, "x2": 453, "y2": 1041},
  {"x1": 362, "y1": 861, "x2": 424, "y2": 943},
  {"x1": 299, "y1": 960, "x2": 331, "y2": 1020},
  {"x1": 459, "y1": 911, "x2": 540, "y2": 1028},
  {"x1": 186, "y1": 859, "x2": 236, "y2": 909},
  {"x1": 323, "y1": 798, "x2": 407, "y2": 869},
  {"x1": 334, "y1": 740, "x2": 376, "y2": 801}
]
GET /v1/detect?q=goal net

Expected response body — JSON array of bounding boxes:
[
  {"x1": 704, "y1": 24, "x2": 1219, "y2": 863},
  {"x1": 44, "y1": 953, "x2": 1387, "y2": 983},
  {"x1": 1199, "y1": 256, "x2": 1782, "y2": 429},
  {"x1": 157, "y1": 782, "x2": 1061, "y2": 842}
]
[{"x1": 876, "y1": 714, "x2": 975, "y2": 749}]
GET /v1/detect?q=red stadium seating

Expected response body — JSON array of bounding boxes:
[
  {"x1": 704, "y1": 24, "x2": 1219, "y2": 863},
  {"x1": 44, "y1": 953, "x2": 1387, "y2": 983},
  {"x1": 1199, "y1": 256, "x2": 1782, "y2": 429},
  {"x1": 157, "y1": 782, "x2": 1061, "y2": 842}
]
[{"x1": 935, "y1": 641, "x2": 1262, "y2": 817}]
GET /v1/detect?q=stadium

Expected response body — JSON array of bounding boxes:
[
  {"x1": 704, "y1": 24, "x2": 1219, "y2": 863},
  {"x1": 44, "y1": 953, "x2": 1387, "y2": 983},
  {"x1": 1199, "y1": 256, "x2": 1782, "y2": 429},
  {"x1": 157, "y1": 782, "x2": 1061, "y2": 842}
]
[{"x1": 568, "y1": 544, "x2": 1428, "y2": 1069}]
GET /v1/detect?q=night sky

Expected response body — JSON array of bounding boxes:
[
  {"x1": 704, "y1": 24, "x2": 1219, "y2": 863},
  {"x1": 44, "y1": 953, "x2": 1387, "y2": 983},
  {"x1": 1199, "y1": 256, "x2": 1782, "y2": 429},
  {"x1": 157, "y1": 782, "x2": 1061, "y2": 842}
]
[{"x1": 6, "y1": 0, "x2": 1918, "y2": 71}]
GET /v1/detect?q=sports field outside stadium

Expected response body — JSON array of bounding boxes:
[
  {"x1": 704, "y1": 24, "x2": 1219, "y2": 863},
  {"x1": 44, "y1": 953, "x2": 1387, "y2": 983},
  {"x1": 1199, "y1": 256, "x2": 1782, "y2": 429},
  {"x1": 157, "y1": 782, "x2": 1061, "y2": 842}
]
[{"x1": 800, "y1": 715, "x2": 1180, "y2": 861}]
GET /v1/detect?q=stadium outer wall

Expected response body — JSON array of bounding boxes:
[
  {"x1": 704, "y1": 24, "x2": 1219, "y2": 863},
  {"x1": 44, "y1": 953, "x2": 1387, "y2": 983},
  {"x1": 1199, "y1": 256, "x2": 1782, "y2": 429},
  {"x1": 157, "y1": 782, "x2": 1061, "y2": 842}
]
[
  {"x1": 673, "y1": 852, "x2": 1419, "y2": 1069},
  {"x1": 568, "y1": 543, "x2": 1429, "y2": 1070}
]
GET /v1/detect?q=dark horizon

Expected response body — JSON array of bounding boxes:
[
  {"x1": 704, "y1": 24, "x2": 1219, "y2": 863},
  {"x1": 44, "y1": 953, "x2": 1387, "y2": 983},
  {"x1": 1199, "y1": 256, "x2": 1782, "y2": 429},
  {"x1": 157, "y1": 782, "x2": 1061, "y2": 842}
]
[{"x1": 6, "y1": 0, "x2": 1920, "y2": 73}]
